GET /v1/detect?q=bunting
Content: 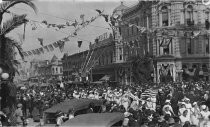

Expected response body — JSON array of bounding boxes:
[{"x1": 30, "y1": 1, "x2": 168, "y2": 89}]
[
  {"x1": 78, "y1": 41, "x2": 83, "y2": 48},
  {"x1": 22, "y1": 11, "x2": 104, "y2": 57},
  {"x1": 37, "y1": 38, "x2": 44, "y2": 46}
]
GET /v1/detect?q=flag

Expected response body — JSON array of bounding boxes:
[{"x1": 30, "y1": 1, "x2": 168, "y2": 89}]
[
  {"x1": 48, "y1": 44, "x2": 54, "y2": 51},
  {"x1": 32, "y1": 50, "x2": 36, "y2": 55},
  {"x1": 141, "y1": 89, "x2": 158, "y2": 99},
  {"x1": 37, "y1": 38, "x2": 44, "y2": 46},
  {"x1": 80, "y1": 14, "x2": 85, "y2": 23},
  {"x1": 57, "y1": 24, "x2": 65, "y2": 29},
  {"x1": 78, "y1": 41, "x2": 82, "y2": 48},
  {"x1": 63, "y1": 37, "x2": 70, "y2": 42},
  {"x1": 53, "y1": 42, "x2": 59, "y2": 48},
  {"x1": 44, "y1": 46, "x2": 49, "y2": 52},
  {"x1": 57, "y1": 40, "x2": 65, "y2": 52},
  {"x1": 39, "y1": 48, "x2": 44, "y2": 54},
  {"x1": 102, "y1": 14, "x2": 109, "y2": 22},
  {"x1": 35, "y1": 49, "x2": 40, "y2": 55},
  {"x1": 72, "y1": 20, "x2": 78, "y2": 28},
  {"x1": 191, "y1": 31, "x2": 201, "y2": 39},
  {"x1": 95, "y1": 9, "x2": 102, "y2": 14},
  {"x1": 140, "y1": 27, "x2": 146, "y2": 33},
  {"x1": 22, "y1": 52, "x2": 28, "y2": 57},
  {"x1": 66, "y1": 21, "x2": 70, "y2": 26},
  {"x1": 27, "y1": 51, "x2": 33, "y2": 55},
  {"x1": 129, "y1": 24, "x2": 134, "y2": 27},
  {"x1": 42, "y1": 20, "x2": 48, "y2": 25},
  {"x1": 160, "y1": 37, "x2": 172, "y2": 47}
]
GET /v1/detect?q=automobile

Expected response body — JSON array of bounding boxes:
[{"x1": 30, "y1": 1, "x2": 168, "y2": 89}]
[
  {"x1": 43, "y1": 99, "x2": 103, "y2": 126},
  {"x1": 62, "y1": 113, "x2": 124, "y2": 127}
]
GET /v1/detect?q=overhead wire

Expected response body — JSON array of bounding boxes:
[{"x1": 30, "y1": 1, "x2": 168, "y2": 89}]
[{"x1": 12, "y1": 7, "x2": 110, "y2": 30}]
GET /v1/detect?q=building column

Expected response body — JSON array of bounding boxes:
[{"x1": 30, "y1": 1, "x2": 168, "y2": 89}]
[{"x1": 157, "y1": 64, "x2": 161, "y2": 83}]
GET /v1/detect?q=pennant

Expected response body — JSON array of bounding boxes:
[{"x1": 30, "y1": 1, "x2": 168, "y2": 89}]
[
  {"x1": 102, "y1": 14, "x2": 109, "y2": 22},
  {"x1": 30, "y1": 21, "x2": 37, "y2": 30},
  {"x1": 80, "y1": 14, "x2": 85, "y2": 23},
  {"x1": 57, "y1": 24, "x2": 65, "y2": 29},
  {"x1": 140, "y1": 27, "x2": 146, "y2": 33},
  {"x1": 22, "y1": 52, "x2": 28, "y2": 57},
  {"x1": 78, "y1": 41, "x2": 82, "y2": 48},
  {"x1": 72, "y1": 20, "x2": 78, "y2": 28},
  {"x1": 91, "y1": 17, "x2": 96, "y2": 22},
  {"x1": 53, "y1": 42, "x2": 59, "y2": 48},
  {"x1": 37, "y1": 38, "x2": 44, "y2": 46},
  {"x1": 48, "y1": 44, "x2": 54, "y2": 51},
  {"x1": 32, "y1": 50, "x2": 37, "y2": 55},
  {"x1": 129, "y1": 24, "x2": 134, "y2": 27},
  {"x1": 95, "y1": 9, "x2": 102, "y2": 14},
  {"x1": 191, "y1": 31, "x2": 201, "y2": 39},
  {"x1": 27, "y1": 51, "x2": 33, "y2": 55},
  {"x1": 44, "y1": 46, "x2": 49, "y2": 52},
  {"x1": 42, "y1": 20, "x2": 48, "y2": 25},
  {"x1": 63, "y1": 37, "x2": 70, "y2": 42},
  {"x1": 39, "y1": 48, "x2": 44, "y2": 54},
  {"x1": 66, "y1": 21, "x2": 70, "y2": 26},
  {"x1": 57, "y1": 40, "x2": 65, "y2": 52},
  {"x1": 35, "y1": 49, "x2": 41, "y2": 55}
]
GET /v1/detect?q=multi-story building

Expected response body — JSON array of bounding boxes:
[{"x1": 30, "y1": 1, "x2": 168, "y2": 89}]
[
  {"x1": 62, "y1": 50, "x2": 88, "y2": 81},
  {"x1": 151, "y1": 0, "x2": 210, "y2": 82},
  {"x1": 87, "y1": 33, "x2": 116, "y2": 81},
  {"x1": 30, "y1": 55, "x2": 63, "y2": 82}
]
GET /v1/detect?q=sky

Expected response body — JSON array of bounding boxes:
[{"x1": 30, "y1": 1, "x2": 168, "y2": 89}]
[{"x1": 4, "y1": 0, "x2": 139, "y2": 62}]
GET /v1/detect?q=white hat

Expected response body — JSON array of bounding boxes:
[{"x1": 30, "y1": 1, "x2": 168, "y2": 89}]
[
  {"x1": 201, "y1": 105, "x2": 207, "y2": 110},
  {"x1": 165, "y1": 100, "x2": 171, "y2": 103},
  {"x1": 124, "y1": 112, "x2": 132, "y2": 117},
  {"x1": 193, "y1": 102, "x2": 197, "y2": 106}
]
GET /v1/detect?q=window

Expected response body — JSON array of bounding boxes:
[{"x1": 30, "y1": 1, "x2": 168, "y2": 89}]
[
  {"x1": 206, "y1": 36, "x2": 209, "y2": 54},
  {"x1": 186, "y1": 5, "x2": 194, "y2": 26},
  {"x1": 119, "y1": 27, "x2": 121, "y2": 35},
  {"x1": 205, "y1": 11, "x2": 210, "y2": 20},
  {"x1": 60, "y1": 68, "x2": 63, "y2": 73},
  {"x1": 163, "y1": 45, "x2": 170, "y2": 55},
  {"x1": 186, "y1": 38, "x2": 192, "y2": 54},
  {"x1": 162, "y1": 6, "x2": 169, "y2": 26},
  {"x1": 135, "y1": 18, "x2": 139, "y2": 33},
  {"x1": 119, "y1": 48, "x2": 122, "y2": 60},
  {"x1": 56, "y1": 67, "x2": 58, "y2": 73}
]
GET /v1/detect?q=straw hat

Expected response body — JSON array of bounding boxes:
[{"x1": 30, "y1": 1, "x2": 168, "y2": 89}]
[{"x1": 17, "y1": 103, "x2": 23, "y2": 108}]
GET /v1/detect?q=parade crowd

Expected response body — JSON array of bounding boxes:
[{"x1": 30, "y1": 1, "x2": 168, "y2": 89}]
[{"x1": 1, "y1": 81, "x2": 210, "y2": 127}]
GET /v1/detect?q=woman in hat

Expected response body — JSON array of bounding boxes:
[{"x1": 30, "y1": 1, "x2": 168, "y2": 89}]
[
  {"x1": 179, "y1": 109, "x2": 191, "y2": 126},
  {"x1": 14, "y1": 103, "x2": 23, "y2": 126},
  {"x1": 190, "y1": 102, "x2": 200, "y2": 126},
  {"x1": 56, "y1": 110, "x2": 64, "y2": 126}
]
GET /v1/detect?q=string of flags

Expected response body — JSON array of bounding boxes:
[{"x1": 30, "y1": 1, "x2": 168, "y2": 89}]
[{"x1": 21, "y1": 9, "x2": 105, "y2": 57}]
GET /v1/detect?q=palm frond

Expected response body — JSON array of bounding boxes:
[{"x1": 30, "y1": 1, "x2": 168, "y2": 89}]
[
  {"x1": 1, "y1": 14, "x2": 28, "y2": 35},
  {"x1": 6, "y1": 37, "x2": 24, "y2": 60},
  {"x1": 0, "y1": 0, "x2": 37, "y2": 14}
]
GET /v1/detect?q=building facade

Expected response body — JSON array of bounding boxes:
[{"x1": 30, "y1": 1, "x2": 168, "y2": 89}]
[
  {"x1": 151, "y1": 0, "x2": 210, "y2": 82},
  {"x1": 62, "y1": 50, "x2": 88, "y2": 81}
]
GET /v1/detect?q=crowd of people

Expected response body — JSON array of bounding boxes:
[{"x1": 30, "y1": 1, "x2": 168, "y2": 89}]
[{"x1": 1, "y1": 80, "x2": 210, "y2": 127}]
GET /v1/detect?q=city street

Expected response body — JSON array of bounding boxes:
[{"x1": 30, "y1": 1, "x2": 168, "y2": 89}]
[{"x1": 0, "y1": 0, "x2": 210, "y2": 127}]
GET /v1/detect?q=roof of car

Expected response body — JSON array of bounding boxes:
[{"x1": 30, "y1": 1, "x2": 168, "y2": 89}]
[{"x1": 62, "y1": 113, "x2": 124, "y2": 127}]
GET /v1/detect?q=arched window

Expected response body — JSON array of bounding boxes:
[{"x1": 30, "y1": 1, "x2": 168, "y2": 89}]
[
  {"x1": 186, "y1": 5, "x2": 193, "y2": 25},
  {"x1": 162, "y1": 6, "x2": 169, "y2": 26}
]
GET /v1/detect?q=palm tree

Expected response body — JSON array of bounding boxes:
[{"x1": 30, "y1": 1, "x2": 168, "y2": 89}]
[
  {"x1": 0, "y1": 0, "x2": 37, "y2": 114},
  {"x1": 0, "y1": 0, "x2": 37, "y2": 76}
]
